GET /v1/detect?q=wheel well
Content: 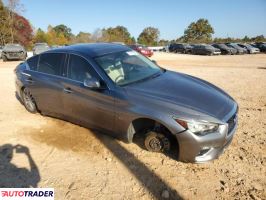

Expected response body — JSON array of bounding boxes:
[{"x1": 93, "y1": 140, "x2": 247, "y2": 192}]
[
  {"x1": 128, "y1": 118, "x2": 175, "y2": 142},
  {"x1": 128, "y1": 118, "x2": 179, "y2": 159}
]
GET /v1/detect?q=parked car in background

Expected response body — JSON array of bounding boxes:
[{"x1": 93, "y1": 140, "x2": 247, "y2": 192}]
[
  {"x1": 191, "y1": 44, "x2": 221, "y2": 55},
  {"x1": 237, "y1": 43, "x2": 260, "y2": 54},
  {"x1": 251, "y1": 42, "x2": 266, "y2": 52},
  {"x1": 112, "y1": 42, "x2": 125, "y2": 45},
  {"x1": 15, "y1": 43, "x2": 238, "y2": 163},
  {"x1": 226, "y1": 43, "x2": 247, "y2": 54},
  {"x1": 128, "y1": 44, "x2": 153, "y2": 57},
  {"x1": 162, "y1": 45, "x2": 169, "y2": 52},
  {"x1": 168, "y1": 43, "x2": 192, "y2": 54},
  {"x1": 0, "y1": 46, "x2": 3, "y2": 59},
  {"x1": 212, "y1": 43, "x2": 237, "y2": 55},
  {"x1": 1, "y1": 44, "x2": 27, "y2": 61},
  {"x1": 33, "y1": 43, "x2": 50, "y2": 55}
]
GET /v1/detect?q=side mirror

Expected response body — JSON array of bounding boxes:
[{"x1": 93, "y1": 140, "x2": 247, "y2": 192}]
[{"x1": 83, "y1": 77, "x2": 102, "y2": 89}]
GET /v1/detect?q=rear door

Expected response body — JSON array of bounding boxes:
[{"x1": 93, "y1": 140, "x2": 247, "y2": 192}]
[
  {"x1": 25, "y1": 53, "x2": 66, "y2": 116},
  {"x1": 62, "y1": 54, "x2": 115, "y2": 132}
]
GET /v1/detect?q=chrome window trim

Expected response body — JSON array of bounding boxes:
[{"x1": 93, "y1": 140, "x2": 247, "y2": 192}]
[{"x1": 24, "y1": 51, "x2": 111, "y2": 90}]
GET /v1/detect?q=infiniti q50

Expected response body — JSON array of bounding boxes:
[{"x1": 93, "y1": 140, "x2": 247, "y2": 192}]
[{"x1": 15, "y1": 43, "x2": 238, "y2": 163}]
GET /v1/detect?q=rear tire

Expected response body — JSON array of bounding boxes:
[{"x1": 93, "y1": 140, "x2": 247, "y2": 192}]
[
  {"x1": 144, "y1": 131, "x2": 171, "y2": 152},
  {"x1": 22, "y1": 88, "x2": 37, "y2": 113},
  {"x1": 2, "y1": 56, "x2": 7, "y2": 62}
]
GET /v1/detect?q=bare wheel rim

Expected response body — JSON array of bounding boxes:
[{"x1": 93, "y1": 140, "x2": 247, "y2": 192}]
[
  {"x1": 23, "y1": 89, "x2": 35, "y2": 111},
  {"x1": 149, "y1": 137, "x2": 163, "y2": 151}
]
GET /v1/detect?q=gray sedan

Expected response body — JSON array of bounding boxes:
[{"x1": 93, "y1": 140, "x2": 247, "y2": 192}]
[{"x1": 14, "y1": 43, "x2": 238, "y2": 163}]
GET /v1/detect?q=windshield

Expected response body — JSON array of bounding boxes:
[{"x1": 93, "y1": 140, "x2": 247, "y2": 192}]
[
  {"x1": 35, "y1": 45, "x2": 49, "y2": 49},
  {"x1": 218, "y1": 44, "x2": 228, "y2": 48},
  {"x1": 244, "y1": 44, "x2": 252, "y2": 48},
  {"x1": 6, "y1": 44, "x2": 21, "y2": 48},
  {"x1": 230, "y1": 44, "x2": 239, "y2": 48},
  {"x1": 205, "y1": 45, "x2": 215, "y2": 49},
  {"x1": 95, "y1": 50, "x2": 163, "y2": 86}
]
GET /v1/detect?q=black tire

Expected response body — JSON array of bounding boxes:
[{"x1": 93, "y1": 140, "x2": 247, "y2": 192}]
[
  {"x1": 22, "y1": 88, "x2": 37, "y2": 113},
  {"x1": 2, "y1": 56, "x2": 7, "y2": 62},
  {"x1": 144, "y1": 131, "x2": 171, "y2": 152}
]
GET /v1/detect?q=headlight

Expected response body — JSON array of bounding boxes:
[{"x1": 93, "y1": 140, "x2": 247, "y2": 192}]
[{"x1": 174, "y1": 118, "x2": 219, "y2": 136}]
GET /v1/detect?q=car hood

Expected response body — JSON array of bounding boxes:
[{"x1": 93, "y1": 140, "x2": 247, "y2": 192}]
[
  {"x1": 125, "y1": 71, "x2": 236, "y2": 121},
  {"x1": 3, "y1": 46, "x2": 24, "y2": 52}
]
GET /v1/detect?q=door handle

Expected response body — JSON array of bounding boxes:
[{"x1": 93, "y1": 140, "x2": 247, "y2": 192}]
[{"x1": 63, "y1": 87, "x2": 73, "y2": 94}]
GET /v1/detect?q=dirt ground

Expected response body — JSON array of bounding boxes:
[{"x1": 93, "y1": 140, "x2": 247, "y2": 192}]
[{"x1": 0, "y1": 53, "x2": 265, "y2": 200}]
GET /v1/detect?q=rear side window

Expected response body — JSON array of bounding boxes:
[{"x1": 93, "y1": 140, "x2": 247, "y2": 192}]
[
  {"x1": 27, "y1": 55, "x2": 39, "y2": 71},
  {"x1": 68, "y1": 54, "x2": 96, "y2": 82},
  {"x1": 38, "y1": 53, "x2": 65, "y2": 76}
]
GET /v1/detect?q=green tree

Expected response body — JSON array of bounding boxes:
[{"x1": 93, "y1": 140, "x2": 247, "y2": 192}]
[
  {"x1": 183, "y1": 18, "x2": 214, "y2": 43},
  {"x1": 102, "y1": 26, "x2": 133, "y2": 44},
  {"x1": 243, "y1": 35, "x2": 250, "y2": 42},
  {"x1": 0, "y1": 0, "x2": 10, "y2": 45},
  {"x1": 137, "y1": 27, "x2": 160, "y2": 46},
  {"x1": 71, "y1": 31, "x2": 91, "y2": 43},
  {"x1": 33, "y1": 28, "x2": 48, "y2": 43},
  {"x1": 53, "y1": 24, "x2": 73, "y2": 39},
  {"x1": 158, "y1": 39, "x2": 169, "y2": 46},
  {"x1": 131, "y1": 36, "x2": 136, "y2": 44},
  {"x1": 251, "y1": 35, "x2": 265, "y2": 42}
]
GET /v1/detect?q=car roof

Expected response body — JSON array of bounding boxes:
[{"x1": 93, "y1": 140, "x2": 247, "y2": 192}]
[{"x1": 47, "y1": 43, "x2": 131, "y2": 58}]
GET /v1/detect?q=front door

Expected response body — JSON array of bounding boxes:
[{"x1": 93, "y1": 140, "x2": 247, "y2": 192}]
[{"x1": 62, "y1": 54, "x2": 115, "y2": 132}]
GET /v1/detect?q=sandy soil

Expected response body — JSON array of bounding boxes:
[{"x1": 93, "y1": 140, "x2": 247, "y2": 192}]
[{"x1": 0, "y1": 53, "x2": 265, "y2": 200}]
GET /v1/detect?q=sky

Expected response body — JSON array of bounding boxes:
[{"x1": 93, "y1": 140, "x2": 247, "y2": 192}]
[{"x1": 13, "y1": 0, "x2": 266, "y2": 40}]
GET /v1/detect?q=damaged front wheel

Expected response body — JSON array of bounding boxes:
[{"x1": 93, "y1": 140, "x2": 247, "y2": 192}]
[{"x1": 144, "y1": 131, "x2": 171, "y2": 152}]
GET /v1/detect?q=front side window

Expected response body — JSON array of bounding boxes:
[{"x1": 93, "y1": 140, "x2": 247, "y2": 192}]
[
  {"x1": 27, "y1": 55, "x2": 39, "y2": 71},
  {"x1": 38, "y1": 53, "x2": 65, "y2": 76},
  {"x1": 68, "y1": 54, "x2": 96, "y2": 82},
  {"x1": 95, "y1": 50, "x2": 163, "y2": 86}
]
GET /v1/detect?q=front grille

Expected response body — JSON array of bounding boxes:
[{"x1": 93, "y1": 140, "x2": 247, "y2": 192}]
[
  {"x1": 227, "y1": 113, "x2": 237, "y2": 135},
  {"x1": 6, "y1": 52, "x2": 22, "y2": 57}
]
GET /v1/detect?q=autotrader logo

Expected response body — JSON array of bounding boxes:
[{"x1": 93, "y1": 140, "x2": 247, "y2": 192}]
[{"x1": 0, "y1": 188, "x2": 54, "y2": 200}]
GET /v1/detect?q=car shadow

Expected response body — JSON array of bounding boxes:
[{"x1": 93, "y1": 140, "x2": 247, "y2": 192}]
[
  {"x1": 93, "y1": 132, "x2": 183, "y2": 200},
  {"x1": 0, "y1": 144, "x2": 40, "y2": 188}
]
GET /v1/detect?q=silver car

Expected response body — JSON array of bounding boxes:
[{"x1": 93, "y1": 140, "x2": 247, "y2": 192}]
[
  {"x1": 238, "y1": 43, "x2": 260, "y2": 54},
  {"x1": 15, "y1": 43, "x2": 238, "y2": 163},
  {"x1": 33, "y1": 43, "x2": 50, "y2": 55},
  {"x1": 2, "y1": 44, "x2": 27, "y2": 61}
]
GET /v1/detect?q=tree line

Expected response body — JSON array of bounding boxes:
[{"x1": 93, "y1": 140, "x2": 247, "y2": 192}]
[{"x1": 0, "y1": 0, "x2": 265, "y2": 49}]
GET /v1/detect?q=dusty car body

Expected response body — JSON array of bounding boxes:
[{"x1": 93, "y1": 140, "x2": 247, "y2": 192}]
[
  {"x1": 237, "y1": 43, "x2": 260, "y2": 54},
  {"x1": 33, "y1": 43, "x2": 50, "y2": 55},
  {"x1": 15, "y1": 43, "x2": 238, "y2": 163},
  {"x1": 226, "y1": 43, "x2": 247, "y2": 54},
  {"x1": 191, "y1": 44, "x2": 221, "y2": 55},
  {"x1": 168, "y1": 43, "x2": 193, "y2": 54},
  {"x1": 252, "y1": 42, "x2": 266, "y2": 52},
  {"x1": 2, "y1": 44, "x2": 27, "y2": 61},
  {"x1": 212, "y1": 44, "x2": 237, "y2": 55}
]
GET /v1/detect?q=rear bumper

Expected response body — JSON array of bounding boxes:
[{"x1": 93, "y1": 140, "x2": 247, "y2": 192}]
[{"x1": 175, "y1": 114, "x2": 238, "y2": 163}]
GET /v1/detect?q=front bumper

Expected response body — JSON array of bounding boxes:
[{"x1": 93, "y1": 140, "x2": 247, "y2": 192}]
[
  {"x1": 213, "y1": 51, "x2": 221, "y2": 55},
  {"x1": 175, "y1": 112, "x2": 238, "y2": 163},
  {"x1": 3, "y1": 52, "x2": 25, "y2": 60}
]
